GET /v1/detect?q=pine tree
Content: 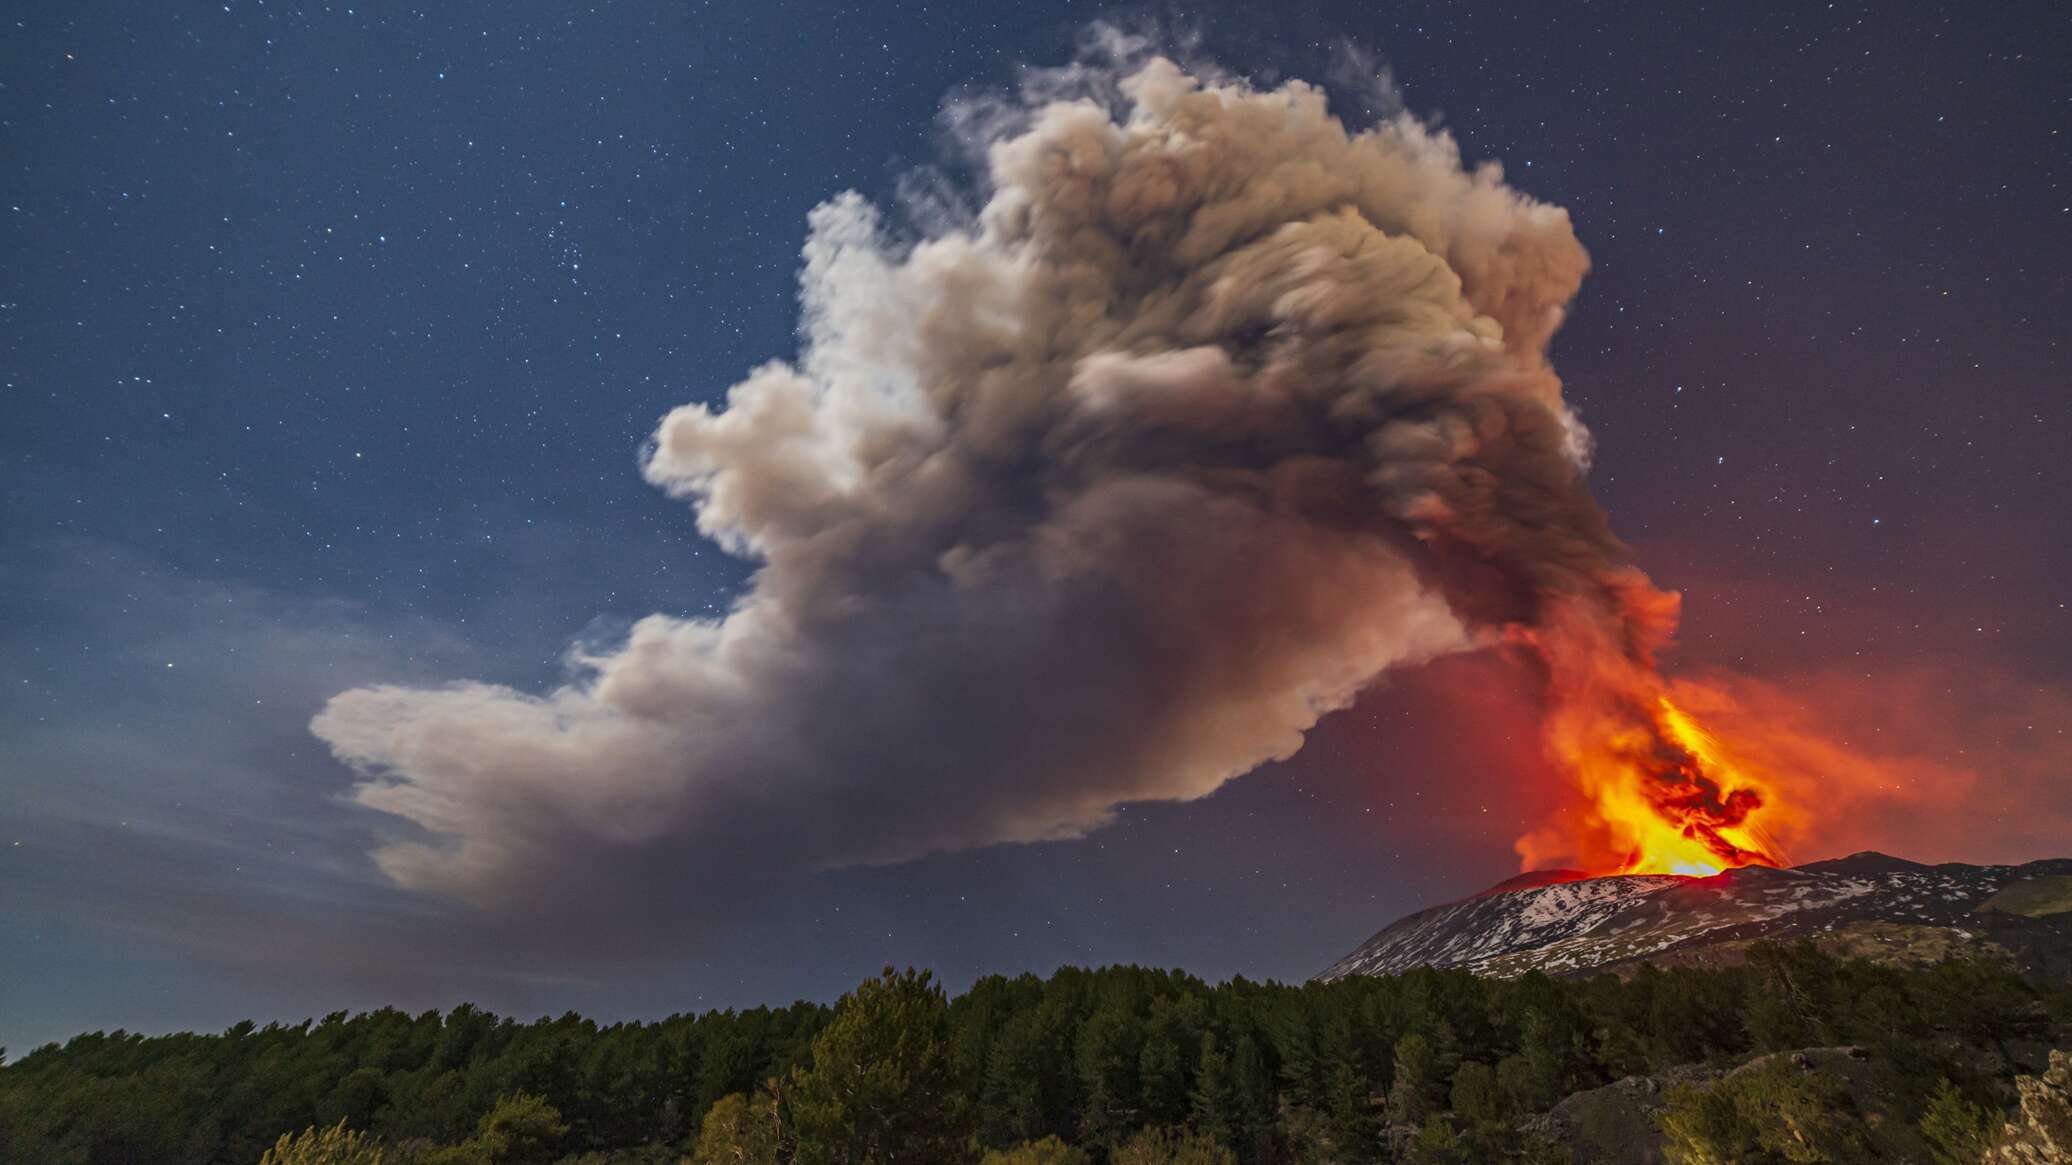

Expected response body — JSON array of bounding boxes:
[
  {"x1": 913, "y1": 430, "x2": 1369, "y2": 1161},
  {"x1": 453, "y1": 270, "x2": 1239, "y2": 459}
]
[
  {"x1": 1139, "y1": 1036, "x2": 1189, "y2": 1127},
  {"x1": 1449, "y1": 1061, "x2": 1500, "y2": 1125},
  {"x1": 979, "y1": 1013, "x2": 1055, "y2": 1147},
  {"x1": 1917, "y1": 1078, "x2": 1997, "y2": 1165},
  {"x1": 1073, "y1": 1007, "x2": 1139, "y2": 1147},
  {"x1": 1229, "y1": 1033, "x2": 1271, "y2": 1152},
  {"x1": 787, "y1": 967, "x2": 972, "y2": 1165},
  {"x1": 1188, "y1": 1030, "x2": 1235, "y2": 1145},
  {"x1": 1386, "y1": 1033, "x2": 1439, "y2": 1126}
]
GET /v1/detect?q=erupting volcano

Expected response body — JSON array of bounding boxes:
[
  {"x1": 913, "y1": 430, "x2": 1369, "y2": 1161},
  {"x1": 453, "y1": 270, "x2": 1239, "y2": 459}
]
[
  {"x1": 1549, "y1": 688, "x2": 1787, "y2": 878},
  {"x1": 1507, "y1": 581, "x2": 1794, "y2": 880},
  {"x1": 315, "y1": 41, "x2": 1901, "y2": 928}
]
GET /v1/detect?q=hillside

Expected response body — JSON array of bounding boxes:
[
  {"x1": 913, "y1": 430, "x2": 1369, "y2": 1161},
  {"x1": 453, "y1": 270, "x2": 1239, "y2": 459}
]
[{"x1": 1317, "y1": 853, "x2": 2072, "y2": 984}]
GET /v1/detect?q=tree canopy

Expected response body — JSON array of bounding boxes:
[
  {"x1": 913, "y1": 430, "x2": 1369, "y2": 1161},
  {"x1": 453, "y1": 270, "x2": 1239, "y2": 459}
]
[{"x1": 0, "y1": 945, "x2": 2062, "y2": 1164}]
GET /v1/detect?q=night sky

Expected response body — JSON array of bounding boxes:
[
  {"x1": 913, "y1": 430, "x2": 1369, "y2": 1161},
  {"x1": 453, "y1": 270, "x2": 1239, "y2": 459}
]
[{"x1": 4, "y1": 1, "x2": 2067, "y2": 1053}]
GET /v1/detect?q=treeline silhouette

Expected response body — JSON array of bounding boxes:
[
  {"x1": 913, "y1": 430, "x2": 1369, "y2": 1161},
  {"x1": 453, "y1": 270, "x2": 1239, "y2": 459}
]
[{"x1": 1, "y1": 943, "x2": 2062, "y2": 1163}]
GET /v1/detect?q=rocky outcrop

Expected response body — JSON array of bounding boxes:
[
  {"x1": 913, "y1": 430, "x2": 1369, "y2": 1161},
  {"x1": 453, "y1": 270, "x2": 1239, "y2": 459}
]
[
  {"x1": 1984, "y1": 1049, "x2": 2072, "y2": 1164},
  {"x1": 1516, "y1": 1063, "x2": 1720, "y2": 1165}
]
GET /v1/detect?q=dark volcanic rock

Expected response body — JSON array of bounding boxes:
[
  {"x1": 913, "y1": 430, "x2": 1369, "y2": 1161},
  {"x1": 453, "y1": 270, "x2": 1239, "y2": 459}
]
[
  {"x1": 1795, "y1": 851, "x2": 1935, "y2": 877},
  {"x1": 1317, "y1": 853, "x2": 2072, "y2": 983},
  {"x1": 1517, "y1": 1061, "x2": 1721, "y2": 1165},
  {"x1": 1475, "y1": 868, "x2": 1591, "y2": 897}
]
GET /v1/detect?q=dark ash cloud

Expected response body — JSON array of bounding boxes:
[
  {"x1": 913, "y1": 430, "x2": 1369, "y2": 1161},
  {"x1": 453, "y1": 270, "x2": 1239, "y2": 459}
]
[{"x1": 313, "y1": 39, "x2": 1639, "y2": 936}]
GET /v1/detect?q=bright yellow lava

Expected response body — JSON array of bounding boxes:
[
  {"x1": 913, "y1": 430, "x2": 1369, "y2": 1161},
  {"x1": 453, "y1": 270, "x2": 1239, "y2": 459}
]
[{"x1": 1575, "y1": 697, "x2": 1785, "y2": 878}]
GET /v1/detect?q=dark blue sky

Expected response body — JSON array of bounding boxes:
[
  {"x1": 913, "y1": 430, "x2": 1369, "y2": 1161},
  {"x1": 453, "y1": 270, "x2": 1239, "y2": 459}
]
[{"x1": 3, "y1": 0, "x2": 2066, "y2": 1053}]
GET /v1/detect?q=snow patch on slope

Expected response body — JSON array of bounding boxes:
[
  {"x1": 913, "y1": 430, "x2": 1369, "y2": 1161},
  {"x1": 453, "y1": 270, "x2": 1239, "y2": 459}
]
[{"x1": 1315, "y1": 856, "x2": 2072, "y2": 982}]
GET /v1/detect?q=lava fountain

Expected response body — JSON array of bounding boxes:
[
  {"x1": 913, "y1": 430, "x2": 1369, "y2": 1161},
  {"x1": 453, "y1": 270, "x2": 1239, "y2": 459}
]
[
  {"x1": 1510, "y1": 588, "x2": 1794, "y2": 879},
  {"x1": 1554, "y1": 691, "x2": 1786, "y2": 876}
]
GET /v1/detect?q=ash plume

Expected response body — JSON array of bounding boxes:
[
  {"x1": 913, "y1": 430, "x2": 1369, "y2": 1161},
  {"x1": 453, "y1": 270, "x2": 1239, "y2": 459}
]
[{"x1": 312, "y1": 37, "x2": 1664, "y2": 930}]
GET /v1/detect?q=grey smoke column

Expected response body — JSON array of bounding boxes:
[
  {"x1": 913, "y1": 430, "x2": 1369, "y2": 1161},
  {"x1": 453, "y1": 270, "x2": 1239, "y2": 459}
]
[{"x1": 313, "y1": 44, "x2": 1629, "y2": 927}]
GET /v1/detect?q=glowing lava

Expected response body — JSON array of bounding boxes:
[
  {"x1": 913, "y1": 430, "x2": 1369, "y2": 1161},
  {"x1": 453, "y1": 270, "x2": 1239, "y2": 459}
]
[
  {"x1": 1578, "y1": 694, "x2": 1785, "y2": 877},
  {"x1": 1517, "y1": 597, "x2": 1794, "y2": 879}
]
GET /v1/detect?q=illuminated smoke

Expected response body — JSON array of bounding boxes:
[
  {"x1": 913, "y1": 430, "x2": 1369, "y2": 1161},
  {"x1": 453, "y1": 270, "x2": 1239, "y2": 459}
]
[{"x1": 313, "y1": 33, "x2": 1677, "y2": 926}]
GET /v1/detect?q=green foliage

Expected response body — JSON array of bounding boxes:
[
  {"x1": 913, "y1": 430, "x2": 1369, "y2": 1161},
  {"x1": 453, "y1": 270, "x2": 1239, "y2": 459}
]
[
  {"x1": 1109, "y1": 1126, "x2": 1237, "y2": 1165},
  {"x1": 1917, "y1": 1077, "x2": 1998, "y2": 1165},
  {"x1": 0, "y1": 945, "x2": 2050, "y2": 1165},
  {"x1": 1139, "y1": 1035, "x2": 1190, "y2": 1127},
  {"x1": 691, "y1": 1089, "x2": 788, "y2": 1165},
  {"x1": 976, "y1": 1005, "x2": 1071, "y2": 1147},
  {"x1": 1975, "y1": 874, "x2": 2072, "y2": 918},
  {"x1": 1402, "y1": 1115, "x2": 1467, "y2": 1165},
  {"x1": 1447, "y1": 1060, "x2": 1499, "y2": 1124},
  {"x1": 260, "y1": 1120, "x2": 386, "y2": 1165},
  {"x1": 786, "y1": 966, "x2": 972, "y2": 1164},
  {"x1": 1188, "y1": 1028, "x2": 1235, "y2": 1144},
  {"x1": 1385, "y1": 1032, "x2": 1440, "y2": 1125},
  {"x1": 1272, "y1": 1100, "x2": 1339, "y2": 1164},
  {"x1": 474, "y1": 1092, "x2": 567, "y2": 1164},
  {"x1": 1660, "y1": 1058, "x2": 1872, "y2": 1164},
  {"x1": 977, "y1": 1135, "x2": 1089, "y2": 1165},
  {"x1": 412, "y1": 1092, "x2": 567, "y2": 1165}
]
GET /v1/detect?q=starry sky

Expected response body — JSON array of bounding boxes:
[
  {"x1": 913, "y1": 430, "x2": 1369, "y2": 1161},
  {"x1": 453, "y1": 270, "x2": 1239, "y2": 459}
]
[{"x1": 3, "y1": 0, "x2": 2066, "y2": 1053}]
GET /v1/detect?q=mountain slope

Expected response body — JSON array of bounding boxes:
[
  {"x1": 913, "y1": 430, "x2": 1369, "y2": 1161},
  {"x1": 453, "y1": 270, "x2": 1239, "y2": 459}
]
[{"x1": 1316, "y1": 853, "x2": 2072, "y2": 982}]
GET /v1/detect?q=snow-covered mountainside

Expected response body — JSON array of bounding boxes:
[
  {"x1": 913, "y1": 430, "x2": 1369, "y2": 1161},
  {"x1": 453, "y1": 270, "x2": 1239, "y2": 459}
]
[{"x1": 1315, "y1": 853, "x2": 2072, "y2": 983}]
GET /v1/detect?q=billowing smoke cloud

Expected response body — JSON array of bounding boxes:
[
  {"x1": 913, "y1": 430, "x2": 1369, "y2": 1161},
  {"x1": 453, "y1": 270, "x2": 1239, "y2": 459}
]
[{"x1": 313, "y1": 37, "x2": 1648, "y2": 929}]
